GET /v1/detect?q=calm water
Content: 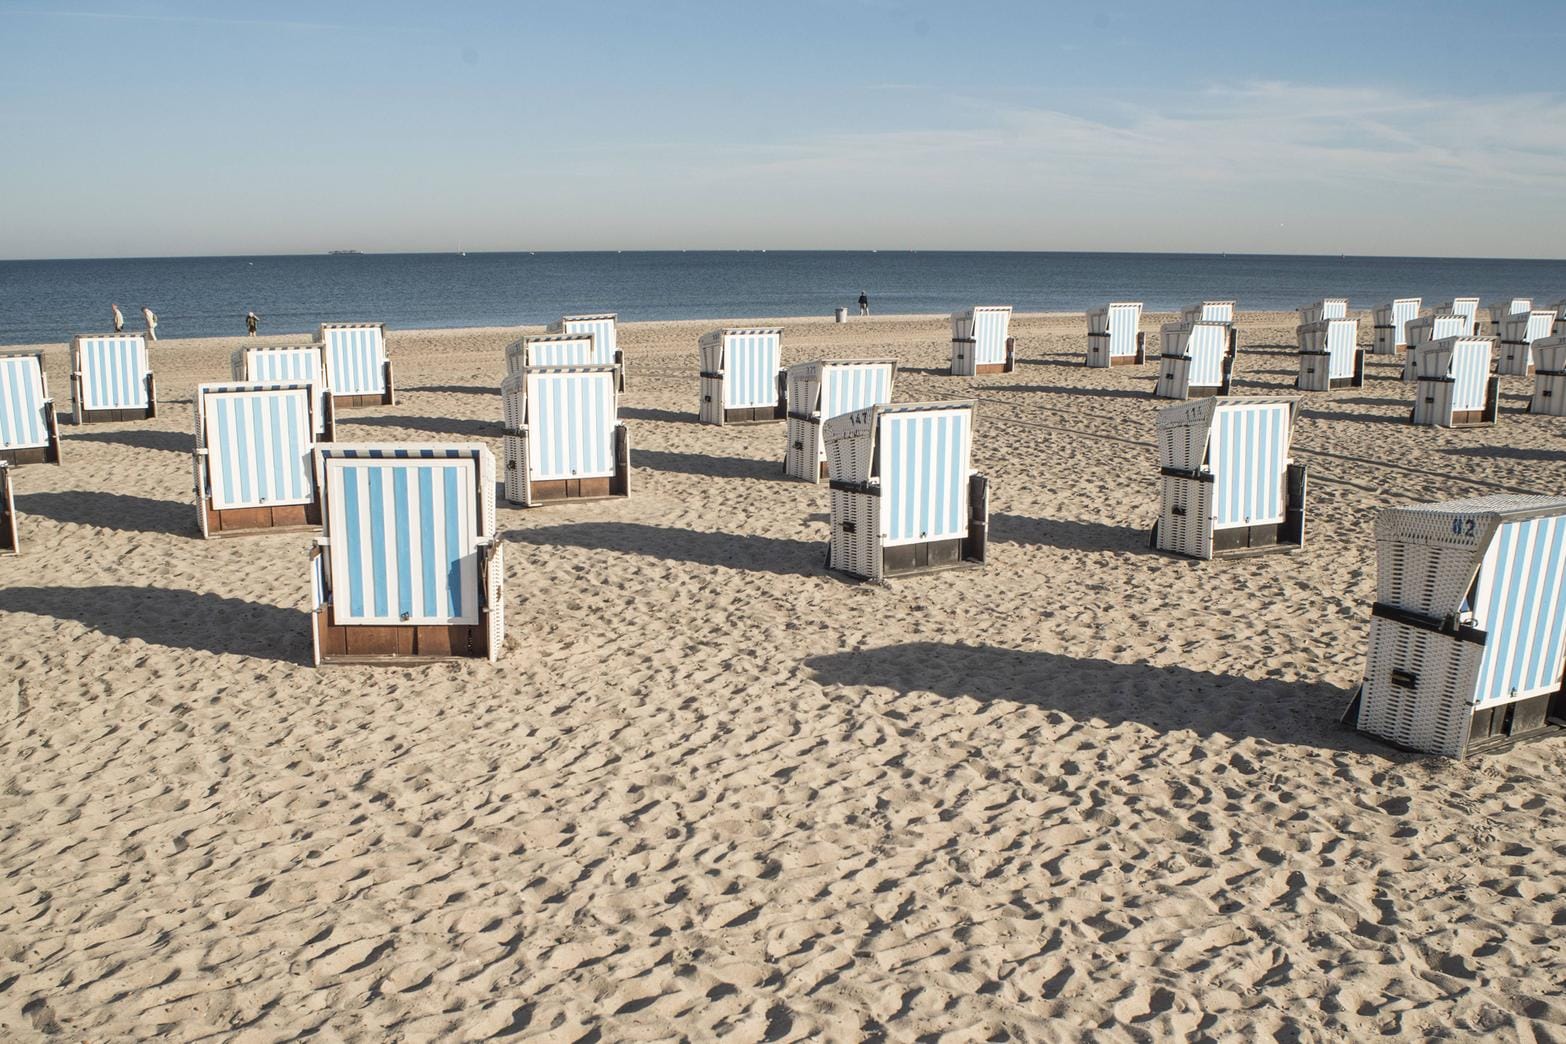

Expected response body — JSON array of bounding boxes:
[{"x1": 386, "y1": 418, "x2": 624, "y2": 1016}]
[{"x1": 2, "y1": 250, "x2": 1564, "y2": 345}]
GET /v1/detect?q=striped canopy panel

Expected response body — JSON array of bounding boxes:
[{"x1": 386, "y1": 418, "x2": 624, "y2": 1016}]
[
  {"x1": 325, "y1": 457, "x2": 479, "y2": 625},
  {"x1": 561, "y1": 317, "x2": 617, "y2": 365},
  {"x1": 77, "y1": 335, "x2": 149, "y2": 410},
  {"x1": 1186, "y1": 324, "x2": 1228, "y2": 388},
  {"x1": 971, "y1": 309, "x2": 1011, "y2": 365},
  {"x1": 879, "y1": 407, "x2": 972, "y2": 546},
  {"x1": 1450, "y1": 298, "x2": 1480, "y2": 333},
  {"x1": 1319, "y1": 299, "x2": 1347, "y2": 320},
  {"x1": 820, "y1": 363, "x2": 894, "y2": 421},
  {"x1": 1450, "y1": 340, "x2": 1493, "y2": 412},
  {"x1": 1207, "y1": 401, "x2": 1289, "y2": 529},
  {"x1": 323, "y1": 326, "x2": 386, "y2": 395},
  {"x1": 525, "y1": 336, "x2": 596, "y2": 368},
  {"x1": 1392, "y1": 299, "x2": 1420, "y2": 342},
  {"x1": 1199, "y1": 302, "x2": 1234, "y2": 323},
  {"x1": 1472, "y1": 514, "x2": 1566, "y2": 707},
  {"x1": 1107, "y1": 303, "x2": 1140, "y2": 358},
  {"x1": 203, "y1": 388, "x2": 315, "y2": 510},
  {"x1": 246, "y1": 346, "x2": 324, "y2": 387},
  {"x1": 1324, "y1": 319, "x2": 1358, "y2": 379},
  {"x1": 0, "y1": 355, "x2": 50, "y2": 450},
  {"x1": 525, "y1": 369, "x2": 617, "y2": 480},
  {"x1": 722, "y1": 331, "x2": 782, "y2": 409}
]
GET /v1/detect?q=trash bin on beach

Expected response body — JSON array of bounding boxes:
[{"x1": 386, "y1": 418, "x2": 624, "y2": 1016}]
[{"x1": 834, "y1": 307, "x2": 848, "y2": 323}]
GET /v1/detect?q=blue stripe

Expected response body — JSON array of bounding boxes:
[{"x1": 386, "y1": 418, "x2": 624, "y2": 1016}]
[
  {"x1": 444, "y1": 466, "x2": 462, "y2": 617},
  {"x1": 419, "y1": 467, "x2": 437, "y2": 618},
  {"x1": 367, "y1": 467, "x2": 388, "y2": 619},
  {"x1": 393, "y1": 467, "x2": 413, "y2": 620},
  {"x1": 343, "y1": 468, "x2": 365, "y2": 619}
]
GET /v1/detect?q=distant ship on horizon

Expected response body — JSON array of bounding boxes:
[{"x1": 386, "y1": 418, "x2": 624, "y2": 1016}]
[{"x1": 327, "y1": 249, "x2": 362, "y2": 256}]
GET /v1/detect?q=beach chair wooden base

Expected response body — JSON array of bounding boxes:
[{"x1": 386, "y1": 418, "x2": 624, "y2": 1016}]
[
  {"x1": 202, "y1": 500, "x2": 322, "y2": 538},
  {"x1": 504, "y1": 425, "x2": 631, "y2": 506},
  {"x1": 71, "y1": 374, "x2": 157, "y2": 425},
  {"x1": 1087, "y1": 332, "x2": 1146, "y2": 368},
  {"x1": 0, "y1": 465, "x2": 17, "y2": 555},
  {"x1": 700, "y1": 372, "x2": 787, "y2": 426},
  {"x1": 330, "y1": 363, "x2": 396, "y2": 409},
  {"x1": 0, "y1": 409, "x2": 62, "y2": 466}
]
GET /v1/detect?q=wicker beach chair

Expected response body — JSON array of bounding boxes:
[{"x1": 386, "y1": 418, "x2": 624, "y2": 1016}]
[
  {"x1": 784, "y1": 358, "x2": 898, "y2": 482},
  {"x1": 547, "y1": 314, "x2": 624, "y2": 390},
  {"x1": 1486, "y1": 298, "x2": 1533, "y2": 335},
  {"x1": 194, "y1": 381, "x2": 333, "y2": 537},
  {"x1": 232, "y1": 345, "x2": 334, "y2": 438},
  {"x1": 1496, "y1": 309, "x2": 1558, "y2": 377},
  {"x1": 1296, "y1": 317, "x2": 1364, "y2": 392},
  {"x1": 310, "y1": 443, "x2": 503, "y2": 664},
  {"x1": 0, "y1": 350, "x2": 62, "y2": 466},
  {"x1": 1434, "y1": 297, "x2": 1481, "y2": 336},
  {"x1": 1371, "y1": 298, "x2": 1421, "y2": 355},
  {"x1": 1154, "y1": 321, "x2": 1234, "y2": 400},
  {"x1": 0, "y1": 463, "x2": 16, "y2": 555},
  {"x1": 319, "y1": 322, "x2": 394, "y2": 408},
  {"x1": 70, "y1": 333, "x2": 155, "y2": 424},
  {"x1": 1345, "y1": 495, "x2": 1566, "y2": 758},
  {"x1": 1529, "y1": 336, "x2": 1566, "y2": 416},
  {"x1": 1410, "y1": 336, "x2": 1498, "y2": 428},
  {"x1": 699, "y1": 327, "x2": 785, "y2": 425},
  {"x1": 501, "y1": 364, "x2": 629, "y2": 506},
  {"x1": 505, "y1": 333, "x2": 598, "y2": 373},
  {"x1": 1151, "y1": 396, "x2": 1306, "y2": 560},
  {"x1": 1402, "y1": 313, "x2": 1471, "y2": 382},
  {"x1": 1085, "y1": 303, "x2": 1145, "y2": 367},
  {"x1": 824, "y1": 401, "x2": 988, "y2": 580},
  {"x1": 950, "y1": 306, "x2": 1015, "y2": 376},
  {"x1": 1297, "y1": 298, "x2": 1348, "y2": 325}
]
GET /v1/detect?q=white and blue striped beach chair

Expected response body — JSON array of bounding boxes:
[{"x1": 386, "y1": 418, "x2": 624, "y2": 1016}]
[
  {"x1": 501, "y1": 364, "x2": 629, "y2": 506},
  {"x1": 319, "y1": 322, "x2": 394, "y2": 408},
  {"x1": 1410, "y1": 337, "x2": 1498, "y2": 428},
  {"x1": 950, "y1": 306, "x2": 1015, "y2": 376},
  {"x1": 1346, "y1": 495, "x2": 1566, "y2": 758},
  {"x1": 1486, "y1": 298, "x2": 1533, "y2": 335},
  {"x1": 0, "y1": 350, "x2": 62, "y2": 466},
  {"x1": 1372, "y1": 298, "x2": 1421, "y2": 355},
  {"x1": 1152, "y1": 396, "x2": 1306, "y2": 560},
  {"x1": 1496, "y1": 309, "x2": 1558, "y2": 377},
  {"x1": 547, "y1": 313, "x2": 624, "y2": 390},
  {"x1": 1298, "y1": 298, "x2": 1348, "y2": 325},
  {"x1": 505, "y1": 333, "x2": 598, "y2": 374},
  {"x1": 1551, "y1": 300, "x2": 1566, "y2": 337},
  {"x1": 1085, "y1": 303, "x2": 1145, "y2": 368},
  {"x1": 1529, "y1": 336, "x2": 1566, "y2": 416},
  {"x1": 699, "y1": 327, "x2": 785, "y2": 425},
  {"x1": 232, "y1": 345, "x2": 334, "y2": 438},
  {"x1": 785, "y1": 358, "x2": 898, "y2": 482},
  {"x1": 194, "y1": 381, "x2": 333, "y2": 537},
  {"x1": 1296, "y1": 317, "x2": 1364, "y2": 392},
  {"x1": 1181, "y1": 300, "x2": 1236, "y2": 325},
  {"x1": 70, "y1": 333, "x2": 155, "y2": 424},
  {"x1": 1401, "y1": 313, "x2": 1471, "y2": 382},
  {"x1": 0, "y1": 463, "x2": 17, "y2": 555},
  {"x1": 824, "y1": 401, "x2": 988, "y2": 580},
  {"x1": 311, "y1": 443, "x2": 502, "y2": 664},
  {"x1": 1154, "y1": 321, "x2": 1233, "y2": 400},
  {"x1": 1435, "y1": 297, "x2": 1481, "y2": 336}
]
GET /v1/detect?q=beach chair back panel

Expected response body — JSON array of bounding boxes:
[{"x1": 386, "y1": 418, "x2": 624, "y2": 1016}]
[
  {"x1": 525, "y1": 369, "x2": 617, "y2": 481},
  {"x1": 1325, "y1": 320, "x2": 1358, "y2": 379},
  {"x1": 724, "y1": 331, "x2": 782, "y2": 409},
  {"x1": 972, "y1": 309, "x2": 1011, "y2": 365},
  {"x1": 246, "y1": 346, "x2": 325, "y2": 387},
  {"x1": 821, "y1": 364, "x2": 894, "y2": 420},
  {"x1": 1193, "y1": 301, "x2": 1234, "y2": 323},
  {"x1": 879, "y1": 407, "x2": 972, "y2": 546},
  {"x1": 0, "y1": 355, "x2": 50, "y2": 450},
  {"x1": 1320, "y1": 299, "x2": 1347, "y2": 321},
  {"x1": 1451, "y1": 340, "x2": 1492, "y2": 412},
  {"x1": 561, "y1": 317, "x2": 617, "y2": 364},
  {"x1": 1391, "y1": 299, "x2": 1420, "y2": 341},
  {"x1": 205, "y1": 388, "x2": 315, "y2": 510},
  {"x1": 1471, "y1": 514, "x2": 1566, "y2": 708},
  {"x1": 524, "y1": 336, "x2": 596, "y2": 368},
  {"x1": 77, "y1": 335, "x2": 149, "y2": 410},
  {"x1": 1187, "y1": 325, "x2": 1228, "y2": 387},
  {"x1": 1209, "y1": 402, "x2": 1289, "y2": 528},
  {"x1": 1448, "y1": 299, "x2": 1480, "y2": 333},
  {"x1": 1108, "y1": 303, "x2": 1140, "y2": 357},
  {"x1": 325, "y1": 457, "x2": 479, "y2": 625},
  {"x1": 323, "y1": 326, "x2": 387, "y2": 396}
]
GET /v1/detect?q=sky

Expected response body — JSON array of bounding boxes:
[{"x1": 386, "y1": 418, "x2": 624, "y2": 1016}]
[{"x1": 2, "y1": 0, "x2": 1565, "y2": 260}]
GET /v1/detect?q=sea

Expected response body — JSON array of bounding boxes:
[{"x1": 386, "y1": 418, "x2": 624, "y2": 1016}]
[{"x1": 3, "y1": 250, "x2": 1565, "y2": 346}]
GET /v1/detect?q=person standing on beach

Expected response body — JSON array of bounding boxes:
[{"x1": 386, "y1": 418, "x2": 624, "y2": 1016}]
[
  {"x1": 142, "y1": 306, "x2": 158, "y2": 341},
  {"x1": 858, "y1": 291, "x2": 869, "y2": 316},
  {"x1": 111, "y1": 303, "x2": 124, "y2": 333},
  {"x1": 245, "y1": 311, "x2": 259, "y2": 336}
]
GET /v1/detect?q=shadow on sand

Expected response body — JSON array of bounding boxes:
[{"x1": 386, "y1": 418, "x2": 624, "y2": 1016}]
[
  {"x1": 64, "y1": 428, "x2": 190, "y2": 454},
  {"x1": 340, "y1": 414, "x2": 503, "y2": 439},
  {"x1": 634, "y1": 448, "x2": 782, "y2": 481},
  {"x1": 989, "y1": 512, "x2": 1153, "y2": 553},
  {"x1": 621, "y1": 406, "x2": 697, "y2": 424},
  {"x1": 507, "y1": 521, "x2": 824, "y2": 576},
  {"x1": 18, "y1": 491, "x2": 192, "y2": 536}
]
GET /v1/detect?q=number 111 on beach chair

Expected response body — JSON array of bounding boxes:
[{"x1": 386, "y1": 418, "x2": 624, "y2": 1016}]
[
  {"x1": 0, "y1": 463, "x2": 17, "y2": 555},
  {"x1": 699, "y1": 328, "x2": 785, "y2": 425},
  {"x1": 310, "y1": 443, "x2": 503, "y2": 664},
  {"x1": 194, "y1": 381, "x2": 334, "y2": 537},
  {"x1": 70, "y1": 334, "x2": 155, "y2": 424},
  {"x1": 824, "y1": 401, "x2": 989, "y2": 580},
  {"x1": 1085, "y1": 303, "x2": 1144, "y2": 367},
  {"x1": 319, "y1": 322, "x2": 395, "y2": 408},
  {"x1": 950, "y1": 306, "x2": 1015, "y2": 376},
  {"x1": 0, "y1": 350, "x2": 62, "y2": 466}
]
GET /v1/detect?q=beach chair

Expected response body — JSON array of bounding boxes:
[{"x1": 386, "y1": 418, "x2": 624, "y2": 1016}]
[
  {"x1": 1085, "y1": 303, "x2": 1145, "y2": 367},
  {"x1": 1435, "y1": 297, "x2": 1481, "y2": 336},
  {"x1": 1486, "y1": 298, "x2": 1533, "y2": 335},
  {"x1": 1181, "y1": 300, "x2": 1236, "y2": 325},
  {"x1": 505, "y1": 333, "x2": 597, "y2": 373},
  {"x1": 1154, "y1": 322, "x2": 1234, "y2": 400},
  {"x1": 950, "y1": 306, "x2": 1015, "y2": 376},
  {"x1": 1344, "y1": 495, "x2": 1566, "y2": 758},
  {"x1": 1410, "y1": 336, "x2": 1498, "y2": 428},
  {"x1": 1151, "y1": 396, "x2": 1306, "y2": 560},
  {"x1": 1298, "y1": 298, "x2": 1347, "y2": 325},
  {"x1": 1401, "y1": 313, "x2": 1470, "y2": 382},
  {"x1": 1371, "y1": 298, "x2": 1421, "y2": 355},
  {"x1": 0, "y1": 350, "x2": 62, "y2": 466},
  {"x1": 1551, "y1": 300, "x2": 1566, "y2": 336},
  {"x1": 1495, "y1": 309, "x2": 1558, "y2": 377},
  {"x1": 194, "y1": 381, "x2": 332, "y2": 537},
  {"x1": 0, "y1": 463, "x2": 16, "y2": 555},
  {"x1": 310, "y1": 443, "x2": 502, "y2": 664},
  {"x1": 501, "y1": 364, "x2": 629, "y2": 506},
  {"x1": 70, "y1": 333, "x2": 155, "y2": 424},
  {"x1": 1296, "y1": 318, "x2": 1364, "y2": 391},
  {"x1": 824, "y1": 401, "x2": 988, "y2": 580},
  {"x1": 1529, "y1": 336, "x2": 1566, "y2": 416},
  {"x1": 785, "y1": 358, "x2": 898, "y2": 482},
  {"x1": 232, "y1": 344, "x2": 334, "y2": 438},
  {"x1": 698, "y1": 327, "x2": 785, "y2": 425},
  {"x1": 319, "y1": 322, "x2": 394, "y2": 408},
  {"x1": 547, "y1": 314, "x2": 624, "y2": 390}
]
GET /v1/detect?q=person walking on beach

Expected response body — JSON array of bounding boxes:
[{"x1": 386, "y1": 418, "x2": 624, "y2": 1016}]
[
  {"x1": 858, "y1": 291, "x2": 869, "y2": 317},
  {"x1": 111, "y1": 303, "x2": 124, "y2": 333},
  {"x1": 142, "y1": 306, "x2": 158, "y2": 341},
  {"x1": 245, "y1": 311, "x2": 259, "y2": 336}
]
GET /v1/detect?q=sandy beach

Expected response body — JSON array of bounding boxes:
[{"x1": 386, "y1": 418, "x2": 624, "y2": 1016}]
[{"x1": 2, "y1": 311, "x2": 1565, "y2": 1040}]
